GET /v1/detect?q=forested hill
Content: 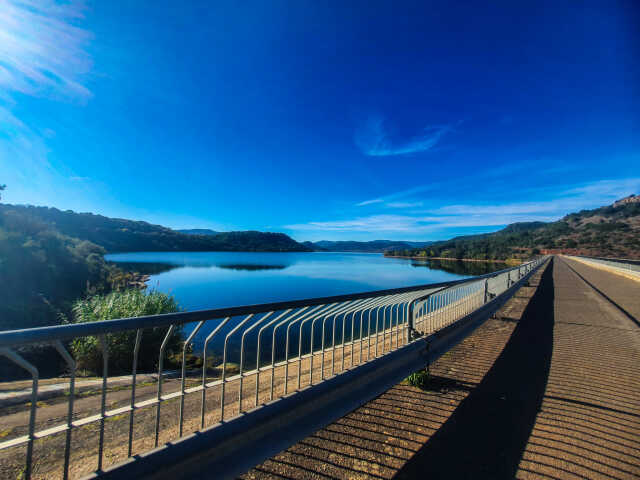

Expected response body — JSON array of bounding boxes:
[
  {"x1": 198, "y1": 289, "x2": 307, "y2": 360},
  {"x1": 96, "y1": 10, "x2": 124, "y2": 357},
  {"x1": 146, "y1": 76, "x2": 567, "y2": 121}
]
[
  {"x1": 0, "y1": 204, "x2": 311, "y2": 252},
  {"x1": 385, "y1": 196, "x2": 640, "y2": 261},
  {"x1": 305, "y1": 240, "x2": 433, "y2": 252}
]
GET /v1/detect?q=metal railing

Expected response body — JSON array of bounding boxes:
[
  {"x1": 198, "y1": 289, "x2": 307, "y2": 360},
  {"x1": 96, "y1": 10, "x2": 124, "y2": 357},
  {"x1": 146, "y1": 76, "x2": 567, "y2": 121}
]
[
  {"x1": 566, "y1": 255, "x2": 640, "y2": 277},
  {"x1": 0, "y1": 257, "x2": 544, "y2": 480}
]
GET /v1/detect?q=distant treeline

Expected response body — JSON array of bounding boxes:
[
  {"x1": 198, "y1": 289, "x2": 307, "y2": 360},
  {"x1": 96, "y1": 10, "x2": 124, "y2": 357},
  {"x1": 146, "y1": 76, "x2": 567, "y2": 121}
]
[
  {"x1": 0, "y1": 204, "x2": 311, "y2": 253},
  {"x1": 385, "y1": 201, "x2": 640, "y2": 261},
  {"x1": 304, "y1": 239, "x2": 433, "y2": 252}
]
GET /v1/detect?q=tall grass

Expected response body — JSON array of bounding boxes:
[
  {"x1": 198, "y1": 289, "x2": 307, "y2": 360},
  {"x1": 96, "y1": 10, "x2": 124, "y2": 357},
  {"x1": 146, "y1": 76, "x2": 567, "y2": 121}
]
[
  {"x1": 72, "y1": 289, "x2": 180, "y2": 322},
  {"x1": 70, "y1": 289, "x2": 183, "y2": 375}
]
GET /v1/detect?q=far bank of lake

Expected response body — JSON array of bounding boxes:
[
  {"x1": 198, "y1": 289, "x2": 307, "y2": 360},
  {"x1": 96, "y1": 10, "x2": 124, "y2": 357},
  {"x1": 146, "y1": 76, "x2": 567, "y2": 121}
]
[{"x1": 106, "y1": 251, "x2": 506, "y2": 311}]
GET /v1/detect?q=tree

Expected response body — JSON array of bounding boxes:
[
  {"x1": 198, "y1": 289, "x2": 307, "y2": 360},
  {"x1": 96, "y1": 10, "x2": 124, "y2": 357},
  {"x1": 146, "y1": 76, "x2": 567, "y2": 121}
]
[{"x1": 0, "y1": 184, "x2": 5, "y2": 201}]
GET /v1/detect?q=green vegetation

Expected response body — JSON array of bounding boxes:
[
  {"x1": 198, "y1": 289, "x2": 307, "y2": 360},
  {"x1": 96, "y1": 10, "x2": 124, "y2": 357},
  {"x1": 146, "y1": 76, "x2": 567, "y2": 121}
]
[
  {"x1": 0, "y1": 204, "x2": 310, "y2": 253},
  {"x1": 70, "y1": 289, "x2": 183, "y2": 374},
  {"x1": 407, "y1": 368, "x2": 431, "y2": 388},
  {"x1": 385, "y1": 200, "x2": 640, "y2": 261},
  {"x1": 0, "y1": 200, "x2": 310, "y2": 332},
  {"x1": 0, "y1": 208, "x2": 116, "y2": 331}
]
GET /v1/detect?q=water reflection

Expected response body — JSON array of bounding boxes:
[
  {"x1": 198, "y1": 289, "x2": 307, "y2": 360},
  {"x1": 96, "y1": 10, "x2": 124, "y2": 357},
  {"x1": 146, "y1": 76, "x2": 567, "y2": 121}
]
[
  {"x1": 216, "y1": 264, "x2": 288, "y2": 271},
  {"x1": 105, "y1": 251, "x2": 481, "y2": 313},
  {"x1": 109, "y1": 261, "x2": 176, "y2": 275},
  {"x1": 108, "y1": 252, "x2": 295, "y2": 274},
  {"x1": 411, "y1": 259, "x2": 507, "y2": 276}
]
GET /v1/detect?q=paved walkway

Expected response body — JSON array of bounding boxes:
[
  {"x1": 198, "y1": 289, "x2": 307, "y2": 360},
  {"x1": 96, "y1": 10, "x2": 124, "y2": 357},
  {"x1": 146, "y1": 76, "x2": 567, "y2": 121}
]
[{"x1": 243, "y1": 257, "x2": 640, "y2": 479}]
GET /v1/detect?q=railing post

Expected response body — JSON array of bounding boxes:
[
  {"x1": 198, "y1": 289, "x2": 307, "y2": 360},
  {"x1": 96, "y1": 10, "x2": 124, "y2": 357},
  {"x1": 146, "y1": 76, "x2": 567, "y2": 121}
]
[
  {"x1": 406, "y1": 300, "x2": 415, "y2": 342},
  {"x1": 483, "y1": 278, "x2": 489, "y2": 303}
]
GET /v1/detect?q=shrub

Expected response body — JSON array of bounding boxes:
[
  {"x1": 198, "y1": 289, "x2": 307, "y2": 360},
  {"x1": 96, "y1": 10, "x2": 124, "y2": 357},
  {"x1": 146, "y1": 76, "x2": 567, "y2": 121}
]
[
  {"x1": 70, "y1": 289, "x2": 183, "y2": 375},
  {"x1": 407, "y1": 368, "x2": 430, "y2": 388}
]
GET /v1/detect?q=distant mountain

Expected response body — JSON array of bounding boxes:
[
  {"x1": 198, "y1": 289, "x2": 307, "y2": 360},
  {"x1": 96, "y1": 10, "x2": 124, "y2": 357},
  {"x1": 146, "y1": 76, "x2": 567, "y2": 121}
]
[
  {"x1": 0, "y1": 204, "x2": 311, "y2": 252},
  {"x1": 385, "y1": 197, "x2": 640, "y2": 260},
  {"x1": 177, "y1": 228, "x2": 219, "y2": 235},
  {"x1": 307, "y1": 239, "x2": 433, "y2": 253}
]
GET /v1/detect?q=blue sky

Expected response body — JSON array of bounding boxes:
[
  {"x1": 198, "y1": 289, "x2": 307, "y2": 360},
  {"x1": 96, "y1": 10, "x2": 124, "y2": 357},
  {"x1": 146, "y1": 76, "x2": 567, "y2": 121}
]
[{"x1": 1, "y1": 1, "x2": 638, "y2": 241}]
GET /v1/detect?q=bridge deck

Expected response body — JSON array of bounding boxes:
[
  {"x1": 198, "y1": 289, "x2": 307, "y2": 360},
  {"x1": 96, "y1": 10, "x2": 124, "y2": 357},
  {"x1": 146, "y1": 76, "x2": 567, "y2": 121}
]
[{"x1": 243, "y1": 257, "x2": 640, "y2": 479}]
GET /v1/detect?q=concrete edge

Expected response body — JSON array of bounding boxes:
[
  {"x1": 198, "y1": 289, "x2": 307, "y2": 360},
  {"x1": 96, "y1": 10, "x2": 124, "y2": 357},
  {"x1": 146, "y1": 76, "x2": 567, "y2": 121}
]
[{"x1": 565, "y1": 256, "x2": 640, "y2": 283}]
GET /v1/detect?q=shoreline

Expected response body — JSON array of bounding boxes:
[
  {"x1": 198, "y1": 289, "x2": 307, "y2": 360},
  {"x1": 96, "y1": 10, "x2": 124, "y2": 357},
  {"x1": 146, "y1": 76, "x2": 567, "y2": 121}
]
[{"x1": 384, "y1": 255, "x2": 509, "y2": 263}]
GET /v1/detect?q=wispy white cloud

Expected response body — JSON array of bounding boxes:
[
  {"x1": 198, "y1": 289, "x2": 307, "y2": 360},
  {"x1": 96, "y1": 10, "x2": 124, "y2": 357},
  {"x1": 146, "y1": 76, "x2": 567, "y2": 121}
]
[
  {"x1": 286, "y1": 212, "x2": 558, "y2": 234},
  {"x1": 355, "y1": 114, "x2": 452, "y2": 157},
  {"x1": 288, "y1": 177, "x2": 640, "y2": 237},
  {"x1": 356, "y1": 183, "x2": 442, "y2": 207},
  {"x1": 353, "y1": 159, "x2": 584, "y2": 208},
  {"x1": 428, "y1": 178, "x2": 640, "y2": 216},
  {"x1": 356, "y1": 198, "x2": 384, "y2": 206},
  {"x1": 0, "y1": 1, "x2": 92, "y2": 203},
  {"x1": 0, "y1": 0, "x2": 92, "y2": 100},
  {"x1": 386, "y1": 201, "x2": 423, "y2": 208}
]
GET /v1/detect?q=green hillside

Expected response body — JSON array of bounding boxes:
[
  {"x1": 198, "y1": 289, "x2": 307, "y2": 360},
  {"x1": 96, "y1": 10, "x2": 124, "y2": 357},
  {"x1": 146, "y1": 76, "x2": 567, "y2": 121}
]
[
  {"x1": 0, "y1": 204, "x2": 310, "y2": 252},
  {"x1": 0, "y1": 203, "x2": 307, "y2": 331},
  {"x1": 385, "y1": 197, "x2": 640, "y2": 261}
]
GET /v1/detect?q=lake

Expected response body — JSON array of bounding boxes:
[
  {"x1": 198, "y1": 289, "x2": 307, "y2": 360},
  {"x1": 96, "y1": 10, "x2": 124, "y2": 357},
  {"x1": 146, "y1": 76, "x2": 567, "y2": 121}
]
[
  {"x1": 105, "y1": 252, "x2": 506, "y2": 363},
  {"x1": 105, "y1": 251, "x2": 504, "y2": 311}
]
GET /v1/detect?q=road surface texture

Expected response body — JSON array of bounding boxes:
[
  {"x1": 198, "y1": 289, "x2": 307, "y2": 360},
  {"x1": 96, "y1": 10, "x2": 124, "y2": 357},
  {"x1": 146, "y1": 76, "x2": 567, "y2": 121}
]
[{"x1": 243, "y1": 256, "x2": 640, "y2": 479}]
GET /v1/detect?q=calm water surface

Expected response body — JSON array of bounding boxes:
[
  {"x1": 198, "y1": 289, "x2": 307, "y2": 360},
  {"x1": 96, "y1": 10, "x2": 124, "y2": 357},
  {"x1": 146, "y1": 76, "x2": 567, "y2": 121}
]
[
  {"x1": 105, "y1": 252, "x2": 504, "y2": 362},
  {"x1": 105, "y1": 251, "x2": 477, "y2": 311}
]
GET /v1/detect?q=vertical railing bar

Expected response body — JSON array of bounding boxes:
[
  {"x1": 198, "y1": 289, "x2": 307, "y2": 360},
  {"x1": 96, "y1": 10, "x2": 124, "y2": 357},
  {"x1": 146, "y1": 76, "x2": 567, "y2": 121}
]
[
  {"x1": 397, "y1": 292, "x2": 415, "y2": 347},
  {"x1": 201, "y1": 317, "x2": 231, "y2": 429},
  {"x1": 284, "y1": 304, "x2": 328, "y2": 394},
  {"x1": 239, "y1": 312, "x2": 274, "y2": 413},
  {"x1": 221, "y1": 314, "x2": 254, "y2": 421},
  {"x1": 128, "y1": 329, "x2": 142, "y2": 457},
  {"x1": 297, "y1": 303, "x2": 339, "y2": 390},
  {"x1": 367, "y1": 296, "x2": 393, "y2": 359},
  {"x1": 317, "y1": 300, "x2": 362, "y2": 381},
  {"x1": 310, "y1": 302, "x2": 350, "y2": 385},
  {"x1": 271, "y1": 308, "x2": 309, "y2": 401},
  {"x1": 327, "y1": 297, "x2": 381, "y2": 372},
  {"x1": 155, "y1": 325, "x2": 175, "y2": 447},
  {"x1": 341, "y1": 309, "x2": 354, "y2": 371},
  {"x1": 349, "y1": 308, "x2": 356, "y2": 367},
  {"x1": 382, "y1": 303, "x2": 393, "y2": 354},
  {"x1": 359, "y1": 305, "x2": 366, "y2": 363},
  {"x1": 179, "y1": 320, "x2": 205, "y2": 437},
  {"x1": 0, "y1": 348, "x2": 38, "y2": 480},
  {"x1": 322, "y1": 299, "x2": 367, "y2": 379},
  {"x1": 97, "y1": 335, "x2": 108, "y2": 472},
  {"x1": 391, "y1": 294, "x2": 407, "y2": 349},
  {"x1": 255, "y1": 309, "x2": 291, "y2": 407},
  {"x1": 53, "y1": 340, "x2": 76, "y2": 480},
  {"x1": 373, "y1": 304, "x2": 380, "y2": 357}
]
